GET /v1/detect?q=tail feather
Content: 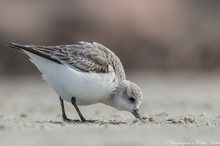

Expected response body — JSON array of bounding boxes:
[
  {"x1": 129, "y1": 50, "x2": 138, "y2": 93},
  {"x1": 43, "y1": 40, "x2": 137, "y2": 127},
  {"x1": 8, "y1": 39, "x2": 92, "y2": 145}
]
[
  {"x1": 9, "y1": 42, "x2": 61, "y2": 64},
  {"x1": 9, "y1": 42, "x2": 24, "y2": 49}
]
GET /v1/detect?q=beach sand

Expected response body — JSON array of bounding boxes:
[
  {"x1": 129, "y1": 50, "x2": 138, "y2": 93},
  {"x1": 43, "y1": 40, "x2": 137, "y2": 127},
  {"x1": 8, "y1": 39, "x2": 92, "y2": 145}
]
[{"x1": 0, "y1": 72, "x2": 220, "y2": 146}]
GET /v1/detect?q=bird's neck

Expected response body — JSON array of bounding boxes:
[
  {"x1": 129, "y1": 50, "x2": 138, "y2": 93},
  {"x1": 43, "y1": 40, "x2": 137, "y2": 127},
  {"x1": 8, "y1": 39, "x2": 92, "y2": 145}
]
[{"x1": 101, "y1": 84, "x2": 119, "y2": 108}]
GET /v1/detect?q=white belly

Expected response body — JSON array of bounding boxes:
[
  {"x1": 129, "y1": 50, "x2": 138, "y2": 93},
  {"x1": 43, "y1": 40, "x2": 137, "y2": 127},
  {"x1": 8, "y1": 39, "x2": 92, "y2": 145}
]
[{"x1": 24, "y1": 51, "x2": 117, "y2": 105}]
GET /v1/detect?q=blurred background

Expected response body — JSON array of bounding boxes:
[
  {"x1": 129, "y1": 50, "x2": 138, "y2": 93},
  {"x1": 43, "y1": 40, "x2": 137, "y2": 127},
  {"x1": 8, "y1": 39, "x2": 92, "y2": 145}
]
[
  {"x1": 0, "y1": 0, "x2": 220, "y2": 74},
  {"x1": 1, "y1": 0, "x2": 220, "y2": 115}
]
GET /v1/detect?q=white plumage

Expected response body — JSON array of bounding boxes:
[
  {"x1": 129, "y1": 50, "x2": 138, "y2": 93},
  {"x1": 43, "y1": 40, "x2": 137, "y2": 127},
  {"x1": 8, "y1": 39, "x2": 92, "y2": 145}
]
[{"x1": 25, "y1": 51, "x2": 118, "y2": 105}]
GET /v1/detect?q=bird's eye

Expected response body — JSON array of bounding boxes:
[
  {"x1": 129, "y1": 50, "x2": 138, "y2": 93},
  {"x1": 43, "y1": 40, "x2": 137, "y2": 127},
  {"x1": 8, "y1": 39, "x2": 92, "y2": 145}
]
[{"x1": 129, "y1": 97, "x2": 135, "y2": 103}]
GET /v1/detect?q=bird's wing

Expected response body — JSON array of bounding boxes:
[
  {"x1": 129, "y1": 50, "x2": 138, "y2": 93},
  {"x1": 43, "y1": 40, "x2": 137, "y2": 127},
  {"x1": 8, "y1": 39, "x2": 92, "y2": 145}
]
[{"x1": 10, "y1": 41, "x2": 126, "y2": 80}]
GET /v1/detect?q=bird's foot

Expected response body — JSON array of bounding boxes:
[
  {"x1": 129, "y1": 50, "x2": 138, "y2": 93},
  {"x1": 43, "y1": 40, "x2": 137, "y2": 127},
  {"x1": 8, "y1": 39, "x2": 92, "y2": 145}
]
[
  {"x1": 63, "y1": 117, "x2": 98, "y2": 123},
  {"x1": 82, "y1": 119, "x2": 98, "y2": 123},
  {"x1": 62, "y1": 116, "x2": 81, "y2": 123}
]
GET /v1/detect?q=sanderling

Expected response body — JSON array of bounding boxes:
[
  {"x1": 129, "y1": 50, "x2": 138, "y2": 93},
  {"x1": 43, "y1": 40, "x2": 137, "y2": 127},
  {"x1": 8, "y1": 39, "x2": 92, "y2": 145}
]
[{"x1": 9, "y1": 41, "x2": 143, "y2": 122}]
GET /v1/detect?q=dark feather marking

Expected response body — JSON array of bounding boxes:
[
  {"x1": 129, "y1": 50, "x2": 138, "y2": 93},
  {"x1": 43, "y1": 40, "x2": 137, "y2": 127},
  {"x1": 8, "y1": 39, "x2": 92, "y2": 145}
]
[{"x1": 9, "y1": 43, "x2": 61, "y2": 64}]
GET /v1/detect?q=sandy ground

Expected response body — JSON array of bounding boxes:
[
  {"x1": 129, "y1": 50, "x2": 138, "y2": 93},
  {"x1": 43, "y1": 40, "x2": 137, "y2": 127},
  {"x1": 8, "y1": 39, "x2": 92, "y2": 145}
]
[{"x1": 1, "y1": 72, "x2": 220, "y2": 146}]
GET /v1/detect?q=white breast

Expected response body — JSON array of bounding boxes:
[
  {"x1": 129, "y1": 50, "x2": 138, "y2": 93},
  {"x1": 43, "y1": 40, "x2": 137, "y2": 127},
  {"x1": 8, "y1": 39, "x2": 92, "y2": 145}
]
[{"x1": 24, "y1": 51, "x2": 117, "y2": 105}]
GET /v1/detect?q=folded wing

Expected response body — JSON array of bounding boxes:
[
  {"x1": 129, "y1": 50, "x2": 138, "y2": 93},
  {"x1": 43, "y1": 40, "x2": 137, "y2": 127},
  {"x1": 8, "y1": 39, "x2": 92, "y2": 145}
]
[{"x1": 9, "y1": 41, "x2": 126, "y2": 81}]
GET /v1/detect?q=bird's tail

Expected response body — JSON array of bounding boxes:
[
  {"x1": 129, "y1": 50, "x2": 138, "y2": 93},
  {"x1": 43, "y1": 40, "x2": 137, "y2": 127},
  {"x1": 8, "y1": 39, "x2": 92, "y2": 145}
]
[
  {"x1": 9, "y1": 43, "x2": 28, "y2": 51},
  {"x1": 9, "y1": 43, "x2": 41, "y2": 56},
  {"x1": 9, "y1": 42, "x2": 61, "y2": 64}
]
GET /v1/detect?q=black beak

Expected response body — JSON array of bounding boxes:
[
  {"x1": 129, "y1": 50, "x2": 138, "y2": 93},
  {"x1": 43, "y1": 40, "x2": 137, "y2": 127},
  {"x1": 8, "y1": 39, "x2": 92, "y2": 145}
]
[{"x1": 133, "y1": 109, "x2": 141, "y2": 119}]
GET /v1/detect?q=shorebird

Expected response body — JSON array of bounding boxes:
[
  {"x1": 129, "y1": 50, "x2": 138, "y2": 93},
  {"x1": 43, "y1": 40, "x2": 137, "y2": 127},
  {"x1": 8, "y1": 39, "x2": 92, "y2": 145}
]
[{"x1": 9, "y1": 41, "x2": 143, "y2": 122}]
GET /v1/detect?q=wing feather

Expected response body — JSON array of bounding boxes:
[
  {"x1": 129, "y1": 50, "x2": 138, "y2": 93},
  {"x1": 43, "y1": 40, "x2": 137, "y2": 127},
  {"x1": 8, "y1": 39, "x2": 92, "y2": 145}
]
[{"x1": 10, "y1": 41, "x2": 126, "y2": 81}]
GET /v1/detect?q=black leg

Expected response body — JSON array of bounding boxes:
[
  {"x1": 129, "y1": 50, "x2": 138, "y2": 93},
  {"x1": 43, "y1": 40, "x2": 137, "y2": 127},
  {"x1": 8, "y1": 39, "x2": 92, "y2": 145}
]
[
  {"x1": 59, "y1": 97, "x2": 72, "y2": 122},
  {"x1": 71, "y1": 97, "x2": 87, "y2": 122}
]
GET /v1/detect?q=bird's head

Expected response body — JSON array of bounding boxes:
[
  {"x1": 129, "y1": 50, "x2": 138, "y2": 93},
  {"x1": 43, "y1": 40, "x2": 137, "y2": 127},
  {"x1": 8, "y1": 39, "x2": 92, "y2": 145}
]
[{"x1": 111, "y1": 80, "x2": 143, "y2": 119}]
